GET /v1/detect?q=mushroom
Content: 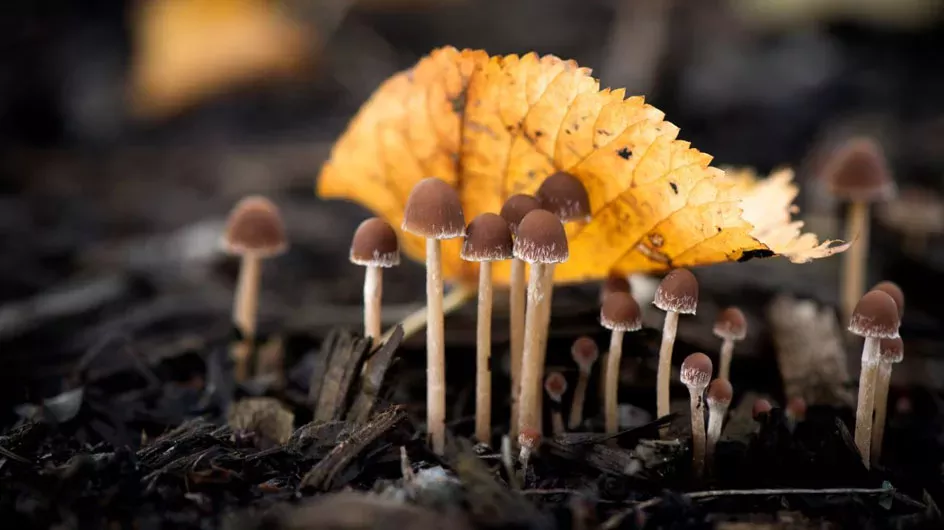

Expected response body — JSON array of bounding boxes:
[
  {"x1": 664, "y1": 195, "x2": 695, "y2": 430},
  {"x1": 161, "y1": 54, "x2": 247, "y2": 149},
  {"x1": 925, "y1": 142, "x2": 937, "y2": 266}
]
[
  {"x1": 848, "y1": 289, "x2": 900, "y2": 467},
  {"x1": 517, "y1": 427, "x2": 542, "y2": 480},
  {"x1": 877, "y1": 186, "x2": 944, "y2": 256},
  {"x1": 222, "y1": 195, "x2": 287, "y2": 382},
  {"x1": 705, "y1": 378, "x2": 733, "y2": 472},
  {"x1": 871, "y1": 336, "x2": 903, "y2": 466},
  {"x1": 350, "y1": 218, "x2": 400, "y2": 341},
  {"x1": 600, "y1": 291, "x2": 642, "y2": 434},
  {"x1": 653, "y1": 269, "x2": 699, "y2": 422},
  {"x1": 752, "y1": 398, "x2": 773, "y2": 420},
  {"x1": 568, "y1": 336, "x2": 599, "y2": 430},
  {"x1": 461, "y1": 213, "x2": 514, "y2": 444},
  {"x1": 513, "y1": 209, "x2": 569, "y2": 437},
  {"x1": 713, "y1": 307, "x2": 747, "y2": 380},
  {"x1": 871, "y1": 280, "x2": 905, "y2": 318},
  {"x1": 600, "y1": 272, "x2": 632, "y2": 305},
  {"x1": 499, "y1": 193, "x2": 543, "y2": 438},
  {"x1": 533, "y1": 172, "x2": 591, "y2": 429},
  {"x1": 401, "y1": 177, "x2": 466, "y2": 455},
  {"x1": 821, "y1": 137, "x2": 896, "y2": 322},
  {"x1": 681, "y1": 353, "x2": 713, "y2": 478},
  {"x1": 543, "y1": 372, "x2": 568, "y2": 436},
  {"x1": 785, "y1": 396, "x2": 807, "y2": 426}
]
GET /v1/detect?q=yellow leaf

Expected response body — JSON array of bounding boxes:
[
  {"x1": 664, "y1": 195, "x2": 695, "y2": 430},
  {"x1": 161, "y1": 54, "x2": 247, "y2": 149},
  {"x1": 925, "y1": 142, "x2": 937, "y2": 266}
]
[{"x1": 317, "y1": 47, "x2": 847, "y2": 287}]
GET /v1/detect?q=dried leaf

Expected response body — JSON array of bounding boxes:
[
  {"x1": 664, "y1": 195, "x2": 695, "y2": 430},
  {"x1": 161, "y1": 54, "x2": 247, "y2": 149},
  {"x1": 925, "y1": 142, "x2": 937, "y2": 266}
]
[{"x1": 318, "y1": 47, "x2": 847, "y2": 286}]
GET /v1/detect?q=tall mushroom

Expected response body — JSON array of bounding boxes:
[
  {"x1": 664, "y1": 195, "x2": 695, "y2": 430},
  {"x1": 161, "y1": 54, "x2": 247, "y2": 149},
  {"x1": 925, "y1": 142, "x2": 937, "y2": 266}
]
[
  {"x1": 349, "y1": 218, "x2": 400, "y2": 342},
  {"x1": 653, "y1": 269, "x2": 699, "y2": 422},
  {"x1": 681, "y1": 353, "x2": 713, "y2": 478},
  {"x1": 822, "y1": 138, "x2": 896, "y2": 322},
  {"x1": 461, "y1": 213, "x2": 514, "y2": 444},
  {"x1": 600, "y1": 272, "x2": 632, "y2": 305},
  {"x1": 705, "y1": 378, "x2": 733, "y2": 471},
  {"x1": 401, "y1": 177, "x2": 466, "y2": 455},
  {"x1": 568, "y1": 336, "x2": 599, "y2": 430},
  {"x1": 600, "y1": 291, "x2": 642, "y2": 435},
  {"x1": 871, "y1": 280, "x2": 905, "y2": 318},
  {"x1": 849, "y1": 289, "x2": 900, "y2": 467},
  {"x1": 871, "y1": 336, "x2": 903, "y2": 466},
  {"x1": 534, "y1": 172, "x2": 591, "y2": 429},
  {"x1": 713, "y1": 307, "x2": 747, "y2": 380},
  {"x1": 543, "y1": 372, "x2": 568, "y2": 436},
  {"x1": 514, "y1": 209, "x2": 569, "y2": 438},
  {"x1": 222, "y1": 196, "x2": 288, "y2": 382},
  {"x1": 499, "y1": 193, "x2": 543, "y2": 438}
]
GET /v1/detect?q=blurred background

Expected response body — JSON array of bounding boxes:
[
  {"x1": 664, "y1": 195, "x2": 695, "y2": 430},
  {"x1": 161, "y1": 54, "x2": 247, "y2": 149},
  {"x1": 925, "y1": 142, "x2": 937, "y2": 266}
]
[{"x1": 2, "y1": 0, "x2": 944, "y2": 411}]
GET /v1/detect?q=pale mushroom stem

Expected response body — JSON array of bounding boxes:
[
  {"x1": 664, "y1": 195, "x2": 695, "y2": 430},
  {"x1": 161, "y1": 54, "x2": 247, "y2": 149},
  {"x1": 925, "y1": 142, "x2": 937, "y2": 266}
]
[
  {"x1": 551, "y1": 407, "x2": 565, "y2": 436},
  {"x1": 509, "y1": 258, "x2": 527, "y2": 439},
  {"x1": 233, "y1": 253, "x2": 262, "y2": 382},
  {"x1": 657, "y1": 311, "x2": 680, "y2": 426},
  {"x1": 517, "y1": 262, "x2": 550, "y2": 438},
  {"x1": 842, "y1": 201, "x2": 870, "y2": 323},
  {"x1": 870, "y1": 361, "x2": 893, "y2": 466},
  {"x1": 475, "y1": 261, "x2": 494, "y2": 444},
  {"x1": 426, "y1": 238, "x2": 446, "y2": 455},
  {"x1": 854, "y1": 336, "x2": 881, "y2": 467},
  {"x1": 718, "y1": 338, "x2": 734, "y2": 380},
  {"x1": 689, "y1": 390, "x2": 707, "y2": 478},
  {"x1": 706, "y1": 406, "x2": 724, "y2": 472},
  {"x1": 533, "y1": 263, "x2": 557, "y2": 433},
  {"x1": 568, "y1": 370, "x2": 590, "y2": 430},
  {"x1": 604, "y1": 329, "x2": 625, "y2": 435},
  {"x1": 363, "y1": 266, "x2": 383, "y2": 341}
]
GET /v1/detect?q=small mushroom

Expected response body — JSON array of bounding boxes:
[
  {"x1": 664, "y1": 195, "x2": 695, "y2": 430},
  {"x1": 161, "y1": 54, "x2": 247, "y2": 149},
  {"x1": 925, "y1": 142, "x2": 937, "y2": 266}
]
[
  {"x1": 461, "y1": 213, "x2": 514, "y2": 444},
  {"x1": 350, "y1": 218, "x2": 400, "y2": 341},
  {"x1": 500, "y1": 193, "x2": 543, "y2": 438},
  {"x1": 600, "y1": 291, "x2": 642, "y2": 434},
  {"x1": 533, "y1": 172, "x2": 591, "y2": 430},
  {"x1": 705, "y1": 378, "x2": 733, "y2": 472},
  {"x1": 871, "y1": 336, "x2": 903, "y2": 466},
  {"x1": 402, "y1": 177, "x2": 466, "y2": 455},
  {"x1": 222, "y1": 196, "x2": 288, "y2": 382},
  {"x1": 752, "y1": 398, "x2": 773, "y2": 420},
  {"x1": 568, "y1": 337, "x2": 599, "y2": 430},
  {"x1": 600, "y1": 272, "x2": 632, "y2": 305},
  {"x1": 653, "y1": 269, "x2": 699, "y2": 423},
  {"x1": 871, "y1": 280, "x2": 905, "y2": 318},
  {"x1": 543, "y1": 372, "x2": 568, "y2": 436},
  {"x1": 513, "y1": 209, "x2": 569, "y2": 438},
  {"x1": 849, "y1": 289, "x2": 900, "y2": 467},
  {"x1": 877, "y1": 186, "x2": 944, "y2": 256},
  {"x1": 681, "y1": 353, "x2": 713, "y2": 478},
  {"x1": 517, "y1": 427, "x2": 542, "y2": 479},
  {"x1": 713, "y1": 307, "x2": 747, "y2": 380},
  {"x1": 786, "y1": 396, "x2": 807, "y2": 425},
  {"x1": 821, "y1": 138, "x2": 896, "y2": 322}
]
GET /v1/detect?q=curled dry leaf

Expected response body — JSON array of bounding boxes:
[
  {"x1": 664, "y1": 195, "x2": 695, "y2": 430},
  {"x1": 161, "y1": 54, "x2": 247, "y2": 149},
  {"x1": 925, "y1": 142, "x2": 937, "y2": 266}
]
[{"x1": 318, "y1": 47, "x2": 848, "y2": 287}]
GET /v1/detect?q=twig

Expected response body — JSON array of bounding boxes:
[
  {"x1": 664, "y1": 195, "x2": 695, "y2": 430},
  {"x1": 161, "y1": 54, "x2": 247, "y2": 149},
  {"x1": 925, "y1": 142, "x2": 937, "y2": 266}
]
[{"x1": 601, "y1": 486, "x2": 899, "y2": 529}]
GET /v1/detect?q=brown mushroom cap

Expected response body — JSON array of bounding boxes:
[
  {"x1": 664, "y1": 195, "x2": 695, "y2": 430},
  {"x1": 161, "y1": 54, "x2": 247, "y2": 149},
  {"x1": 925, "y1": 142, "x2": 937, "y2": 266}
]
[
  {"x1": 600, "y1": 273, "x2": 632, "y2": 304},
  {"x1": 571, "y1": 336, "x2": 599, "y2": 371},
  {"x1": 849, "y1": 290, "x2": 900, "y2": 339},
  {"x1": 707, "y1": 378, "x2": 733, "y2": 406},
  {"x1": 713, "y1": 307, "x2": 747, "y2": 341},
  {"x1": 460, "y1": 213, "x2": 513, "y2": 262},
  {"x1": 680, "y1": 352, "x2": 713, "y2": 389},
  {"x1": 500, "y1": 194, "x2": 543, "y2": 236},
  {"x1": 401, "y1": 177, "x2": 465, "y2": 239},
  {"x1": 513, "y1": 209, "x2": 569, "y2": 263},
  {"x1": 544, "y1": 372, "x2": 568, "y2": 401},
  {"x1": 871, "y1": 281, "x2": 905, "y2": 318},
  {"x1": 653, "y1": 268, "x2": 699, "y2": 314},
  {"x1": 223, "y1": 195, "x2": 288, "y2": 257},
  {"x1": 350, "y1": 218, "x2": 400, "y2": 267},
  {"x1": 822, "y1": 137, "x2": 895, "y2": 202},
  {"x1": 786, "y1": 397, "x2": 807, "y2": 421},
  {"x1": 517, "y1": 428, "x2": 542, "y2": 451},
  {"x1": 879, "y1": 336, "x2": 904, "y2": 364},
  {"x1": 600, "y1": 291, "x2": 642, "y2": 332},
  {"x1": 752, "y1": 399, "x2": 772, "y2": 419},
  {"x1": 535, "y1": 171, "x2": 592, "y2": 222}
]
